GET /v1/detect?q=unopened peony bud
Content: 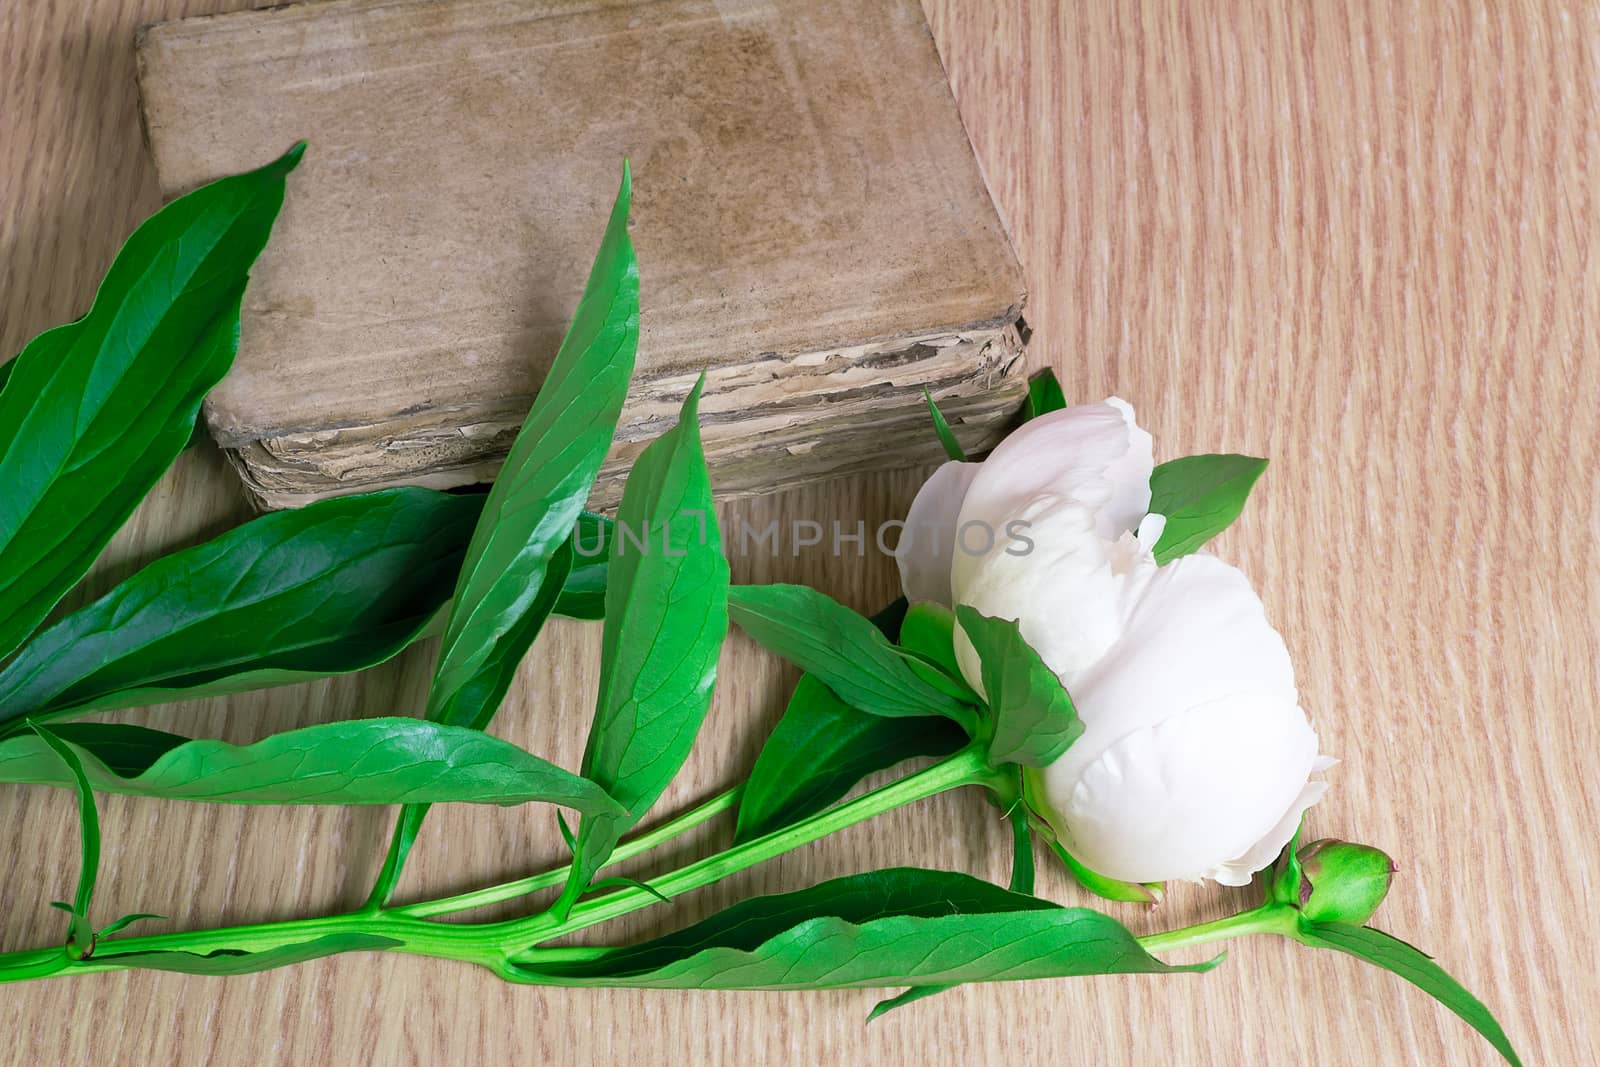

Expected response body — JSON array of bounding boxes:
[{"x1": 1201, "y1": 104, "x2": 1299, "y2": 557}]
[{"x1": 1297, "y1": 839, "x2": 1397, "y2": 925}]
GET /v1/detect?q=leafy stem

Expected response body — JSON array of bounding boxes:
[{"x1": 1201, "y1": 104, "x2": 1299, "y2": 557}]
[
  {"x1": 0, "y1": 743, "x2": 1393, "y2": 1026},
  {"x1": 517, "y1": 744, "x2": 1005, "y2": 949},
  {"x1": 0, "y1": 744, "x2": 1003, "y2": 983},
  {"x1": 396, "y1": 784, "x2": 745, "y2": 919}
]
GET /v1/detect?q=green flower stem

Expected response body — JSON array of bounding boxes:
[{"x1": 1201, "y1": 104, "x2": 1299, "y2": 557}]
[
  {"x1": 397, "y1": 784, "x2": 745, "y2": 920},
  {"x1": 0, "y1": 909, "x2": 514, "y2": 985},
  {"x1": 513, "y1": 745, "x2": 1004, "y2": 950},
  {"x1": 1135, "y1": 903, "x2": 1296, "y2": 954}
]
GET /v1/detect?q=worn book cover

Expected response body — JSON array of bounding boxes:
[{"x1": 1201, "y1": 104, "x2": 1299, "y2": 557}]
[{"x1": 137, "y1": 0, "x2": 1028, "y2": 508}]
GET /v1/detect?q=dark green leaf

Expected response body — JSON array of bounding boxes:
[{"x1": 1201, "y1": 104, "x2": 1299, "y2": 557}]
[
  {"x1": 564, "y1": 378, "x2": 729, "y2": 903},
  {"x1": 554, "y1": 513, "x2": 612, "y2": 621},
  {"x1": 733, "y1": 674, "x2": 965, "y2": 843},
  {"x1": 0, "y1": 488, "x2": 483, "y2": 727},
  {"x1": 543, "y1": 869, "x2": 1057, "y2": 977},
  {"x1": 728, "y1": 584, "x2": 971, "y2": 722},
  {"x1": 512, "y1": 867, "x2": 1212, "y2": 989},
  {"x1": 42, "y1": 723, "x2": 189, "y2": 776},
  {"x1": 0, "y1": 355, "x2": 13, "y2": 395},
  {"x1": 956, "y1": 607, "x2": 1083, "y2": 767},
  {"x1": 735, "y1": 595, "x2": 961, "y2": 844},
  {"x1": 868, "y1": 597, "x2": 909, "y2": 642},
  {"x1": 101, "y1": 933, "x2": 403, "y2": 976},
  {"x1": 370, "y1": 165, "x2": 639, "y2": 905},
  {"x1": 1147, "y1": 454, "x2": 1268, "y2": 563},
  {"x1": 1008, "y1": 785, "x2": 1035, "y2": 895},
  {"x1": 922, "y1": 390, "x2": 967, "y2": 461},
  {"x1": 1298, "y1": 922, "x2": 1522, "y2": 1066},
  {"x1": 1023, "y1": 369, "x2": 1067, "y2": 420},
  {"x1": 28, "y1": 723, "x2": 99, "y2": 957},
  {"x1": 0, "y1": 718, "x2": 624, "y2": 809},
  {"x1": 0, "y1": 145, "x2": 303, "y2": 661}
]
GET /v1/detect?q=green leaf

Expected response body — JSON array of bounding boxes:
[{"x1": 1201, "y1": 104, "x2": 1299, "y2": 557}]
[
  {"x1": 0, "y1": 144, "x2": 303, "y2": 661},
  {"x1": 871, "y1": 771, "x2": 1037, "y2": 1019},
  {"x1": 955, "y1": 607, "x2": 1083, "y2": 767},
  {"x1": 735, "y1": 597, "x2": 962, "y2": 844},
  {"x1": 428, "y1": 540, "x2": 576, "y2": 736},
  {"x1": 1297, "y1": 922, "x2": 1522, "y2": 1066},
  {"x1": 101, "y1": 933, "x2": 403, "y2": 976},
  {"x1": 1023, "y1": 368, "x2": 1067, "y2": 420},
  {"x1": 733, "y1": 674, "x2": 965, "y2": 843},
  {"x1": 0, "y1": 718, "x2": 624, "y2": 808},
  {"x1": 0, "y1": 355, "x2": 13, "y2": 395},
  {"x1": 96, "y1": 913, "x2": 164, "y2": 939},
  {"x1": 895, "y1": 601, "x2": 982, "y2": 704},
  {"x1": 922, "y1": 390, "x2": 967, "y2": 461},
  {"x1": 1007, "y1": 785, "x2": 1035, "y2": 895},
  {"x1": 563, "y1": 378, "x2": 730, "y2": 905},
  {"x1": 555, "y1": 811, "x2": 578, "y2": 855},
  {"x1": 728, "y1": 584, "x2": 972, "y2": 723},
  {"x1": 1147, "y1": 454, "x2": 1268, "y2": 563},
  {"x1": 554, "y1": 513, "x2": 612, "y2": 621},
  {"x1": 588, "y1": 876, "x2": 672, "y2": 905},
  {"x1": 0, "y1": 488, "x2": 482, "y2": 728},
  {"x1": 511, "y1": 867, "x2": 1214, "y2": 989},
  {"x1": 867, "y1": 980, "x2": 948, "y2": 1020},
  {"x1": 898, "y1": 602, "x2": 962, "y2": 680},
  {"x1": 42, "y1": 723, "x2": 189, "y2": 776},
  {"x1": 370, "y1": 164, "x2": 639, "y2": 905},
  {"x1": 895, "y1": 647, "x2": 982, "y2": 705},
  {"x1": 28, "y1": 723, "x2": 100, "y2": 957},
  {"x1": 427, "y1": 164, "x2": 638, "y2": 731}
]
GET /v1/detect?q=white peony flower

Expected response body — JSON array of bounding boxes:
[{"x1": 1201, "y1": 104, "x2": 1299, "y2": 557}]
[{"x1": 894, "y1": 397, "x2": 1329, "y2": 886}]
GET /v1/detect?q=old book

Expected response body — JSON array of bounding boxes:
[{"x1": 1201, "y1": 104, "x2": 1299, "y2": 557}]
[{"x1": 136, "y1": 0, "x2": 1028, "y2": 509}]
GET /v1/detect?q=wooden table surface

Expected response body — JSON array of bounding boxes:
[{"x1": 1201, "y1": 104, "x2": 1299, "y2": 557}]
[{"x1": 2, "y1": 1, "x2": 1595, "y2": 1064}]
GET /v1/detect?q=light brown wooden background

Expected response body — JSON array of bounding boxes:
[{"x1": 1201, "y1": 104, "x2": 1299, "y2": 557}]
[{"x1": 2, "y1": 1, "x2": 1595, "y2": 1064}]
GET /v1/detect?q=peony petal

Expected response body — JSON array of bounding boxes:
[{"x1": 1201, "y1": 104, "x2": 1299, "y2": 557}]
[
  {"x1": 1204, "y1": 776, "x2": 1331, "y2": 886},
  {"x1": 1046, "y1": 551, "x2": 1299, "y2": 793},
  {"x1": 952, "y1": 398, "x2": 1154, "y2": 558},
  {"x1": 1027, "y1": 550, "x2": 1321, "y2": 885},
  {"x1": 952, "y1": 496, "x2": 1155, "y2": 693},
  {"x1": 1040, "y1": 692, "x2": 1322, "y2": 884},
  {"x1": 894, "y1": 461, "x2": 979, "y2": 606},
  {"x1": 1135, "y1": 511, "x2": 1167, "y2": 549},
  {"x1": 1098, "y1": 398, "x2": 1157, "y2": 538}
]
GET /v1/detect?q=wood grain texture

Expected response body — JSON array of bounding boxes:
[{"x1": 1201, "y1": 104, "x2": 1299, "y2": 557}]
[{"x1": 2, "y1": 1, "x2": 1595, "y2": 1064}]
